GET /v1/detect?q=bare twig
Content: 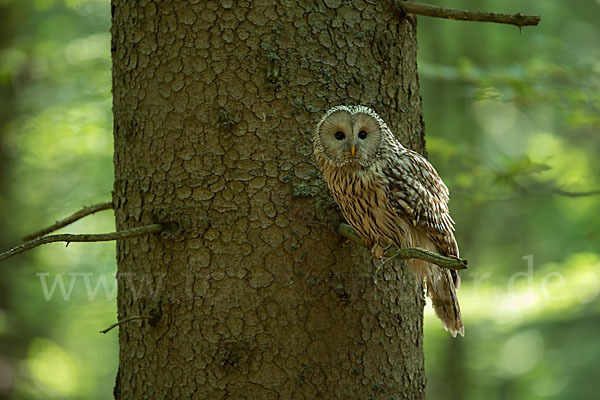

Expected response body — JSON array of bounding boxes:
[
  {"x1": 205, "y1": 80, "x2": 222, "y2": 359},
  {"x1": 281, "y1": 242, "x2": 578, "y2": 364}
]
[
  {"x1": 23, "y1": 201, "x2": 114, "y2": 241},
  {"x1": 395, "y1": 1, "x2": 540, "y2": 28},
  {"x1": 100, "y1": 315, "x2": 155, "y2": 334},
  {"x1": 502, "y1": 183, "x2": 600, "y2": 202},
  {"x1": 338, "y1": 223, "x2": 467, "y2": 271},
  {"x1": 0, "y1": 224, "x2": 163, "y2": 262},
  {"x1": 538, "y1": 188, "x2": 600, "y2": 198}
]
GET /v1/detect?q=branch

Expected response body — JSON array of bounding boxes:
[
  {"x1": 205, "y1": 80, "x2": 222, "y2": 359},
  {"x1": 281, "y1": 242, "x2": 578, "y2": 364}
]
[
  {"x1": 338, "y1": 223, "x2": 468, "y2": 271},
  {"x1": 100, "y1": 315, "x2": 155, "y2": 334},
  {"x1": 552, "y1": 189, "x2": 600, "y2": 198},
  {"x1": 395, "y1": 1, "x2": 540, "y2": 28},
  {"x1": 511, "y1": 182, "x2": 600, "y2": 199},
  {"x1": 23, "y1": 201, "x2": 114, "y2": 241},
  {"x1": 0, "y1": 224, "x2": 163, "y2": 262}
]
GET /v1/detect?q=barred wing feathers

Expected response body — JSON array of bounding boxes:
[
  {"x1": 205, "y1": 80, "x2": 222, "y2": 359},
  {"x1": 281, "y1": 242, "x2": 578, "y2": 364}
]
[{"x1": 383, "y1": 149, "x2": 459, "y2": 257}]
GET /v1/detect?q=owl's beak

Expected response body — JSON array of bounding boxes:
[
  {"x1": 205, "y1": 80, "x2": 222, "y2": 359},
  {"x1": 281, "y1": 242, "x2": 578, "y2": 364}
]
[{"x1": 350, "y1": 145, "x2": 355, "y2": 156}]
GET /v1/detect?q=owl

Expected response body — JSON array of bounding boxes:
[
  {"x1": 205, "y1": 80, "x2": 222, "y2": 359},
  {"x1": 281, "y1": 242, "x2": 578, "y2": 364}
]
[{"x1": 313, "y1": 105, "x2": 464, "y2": 337}]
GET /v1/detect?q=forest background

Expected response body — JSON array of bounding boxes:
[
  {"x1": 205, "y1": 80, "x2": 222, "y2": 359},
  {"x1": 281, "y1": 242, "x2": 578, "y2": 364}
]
[{"x1": 0, "y1": 0, "x2": 599, "y2": 399}]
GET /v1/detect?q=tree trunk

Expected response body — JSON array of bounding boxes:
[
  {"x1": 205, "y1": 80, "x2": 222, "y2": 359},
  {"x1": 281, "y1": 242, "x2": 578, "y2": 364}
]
[{"x1": 111, "y1": 1, "x2": 427, "y2": 398}]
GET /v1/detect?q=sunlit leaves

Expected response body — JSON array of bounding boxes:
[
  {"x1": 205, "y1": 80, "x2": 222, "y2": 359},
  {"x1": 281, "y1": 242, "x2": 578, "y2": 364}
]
[
  {"x1": 418, "y1": 1, "x2": 600, "y2": 399},
  {"x1": 24, "y1": 338, "x2": 81, "y2": 396},
  {"x1": 1, "y1": 1, "x2": 115, "y2": 399}
]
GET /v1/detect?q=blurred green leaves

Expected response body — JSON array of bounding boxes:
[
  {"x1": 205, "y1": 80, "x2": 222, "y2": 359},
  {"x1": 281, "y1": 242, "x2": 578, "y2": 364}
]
[
  {"x1": 25, "y1": 338, "x2": 82, "y2": 396},
  {"x1": 0, "y1": 0, "x2": 598, "y2": 399},
  {"x1": 420, "y1": 1, "x2": 600, "y2": 399},
  {"x1": 0, "y1": 0, "x2": 115, "y2": 399}
]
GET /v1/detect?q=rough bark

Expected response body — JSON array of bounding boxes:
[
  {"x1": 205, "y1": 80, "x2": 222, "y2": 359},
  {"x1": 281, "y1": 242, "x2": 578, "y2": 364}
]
[{"x1": 111, "y1": 0, "x2": 427, "y2": 398}]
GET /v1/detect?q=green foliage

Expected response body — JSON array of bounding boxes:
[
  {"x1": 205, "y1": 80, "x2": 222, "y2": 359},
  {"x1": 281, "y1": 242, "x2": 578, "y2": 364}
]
[
  {"x1": 0, "y1": 0, "x2": 114, "y2": 399},
  {"x1": 419, "y1": 1, "x2": 600, "y2": 399},
  {"x1": 0, "y1": 0, "x2": 598, "y2": 399}
]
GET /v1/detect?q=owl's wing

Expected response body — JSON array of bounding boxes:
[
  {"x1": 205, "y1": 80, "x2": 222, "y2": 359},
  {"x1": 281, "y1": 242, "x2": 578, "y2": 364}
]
[{"x1": 383, "y1": 148, "x2": 458, "y2": 257}]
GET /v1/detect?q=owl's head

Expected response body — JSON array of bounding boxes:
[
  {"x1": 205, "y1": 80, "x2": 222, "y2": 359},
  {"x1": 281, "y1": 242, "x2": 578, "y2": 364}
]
[{"x1": 314, "y1": 105, "x2": 392, "y2": 168}]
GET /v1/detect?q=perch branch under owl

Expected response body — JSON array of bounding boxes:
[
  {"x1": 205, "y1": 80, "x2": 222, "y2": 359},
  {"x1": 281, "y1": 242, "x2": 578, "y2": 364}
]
[
  {"x1": 338, "y1": 223, "x2": 468, "y2": 271},
  {"x1": 395, "y1": 1, "x2": 540, "y2": 29}
]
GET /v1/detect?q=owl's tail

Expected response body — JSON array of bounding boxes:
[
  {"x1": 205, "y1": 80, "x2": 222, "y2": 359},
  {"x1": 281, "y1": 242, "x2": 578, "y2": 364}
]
[{"x1": 410, "y1": 262, "x2": 464, "y2": 337}]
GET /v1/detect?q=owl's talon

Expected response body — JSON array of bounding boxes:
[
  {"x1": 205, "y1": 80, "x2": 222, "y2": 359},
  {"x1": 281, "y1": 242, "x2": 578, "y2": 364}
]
[{"x1": 371, "y1": 244, "x2": 385, "y2": 260}]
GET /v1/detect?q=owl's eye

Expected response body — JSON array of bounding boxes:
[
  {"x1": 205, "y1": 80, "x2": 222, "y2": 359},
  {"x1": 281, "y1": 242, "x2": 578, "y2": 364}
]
[
  {"x1": 358, "y1": 130, "x2": 367, "y2": 140},
  {"x1": 334, "y1": 131, "x2": 345, "y2": 140}
]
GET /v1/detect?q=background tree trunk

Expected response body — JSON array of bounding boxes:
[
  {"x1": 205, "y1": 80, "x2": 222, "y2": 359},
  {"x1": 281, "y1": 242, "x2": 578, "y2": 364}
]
[{"x1": 111, "y1": 1, "x2": 427, "y2": 398}]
